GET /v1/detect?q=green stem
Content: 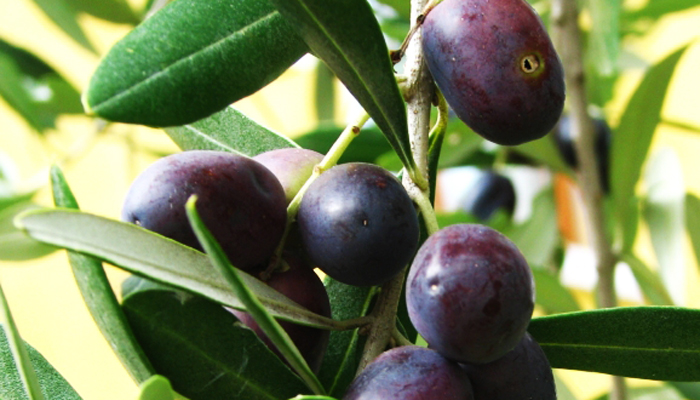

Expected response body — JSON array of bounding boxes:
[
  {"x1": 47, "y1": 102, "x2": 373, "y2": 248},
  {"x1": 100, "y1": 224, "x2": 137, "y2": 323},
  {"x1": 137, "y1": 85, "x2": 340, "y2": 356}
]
[
  {"x1": 355, "y1": 0, "x2": 436, "y2": 373},
  {"x1": 391, "y1": 0, "x2": 445, "y2": 65},
  {"x1": 331, "y1": 315, "x2": 374, "y2": 331},
  {"x1": 392, "y1": 327, "x2": 414, "y2": 347},
  {"x1": 287, "y1": 111, "x2": 371, "y2": 217},
  {"x1": 411, "y1": 188, "x2": 439, "y2": 235},
  {"x1": 356, "y1": 270, "x2": 407, "y2": 372},
  {"x1": 264, "y1": 112, "x2": 370, "y2": 279}
]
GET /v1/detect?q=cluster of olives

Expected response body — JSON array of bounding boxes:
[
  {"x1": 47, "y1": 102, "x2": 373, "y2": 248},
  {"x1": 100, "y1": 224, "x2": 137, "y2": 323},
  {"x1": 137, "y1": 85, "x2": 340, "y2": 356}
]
[
  {"x1": 121, "y1": 147, "x2": 421, "y2": 372},
  {"x1": 343, "y1": 224, "x2": 555, "y2": 399},
  {"x1": 119, "y1": 0, "x2": 563, "y2": 395},
  {"x1": 342, "y1": 0, "x2": 562, "y2": 396}
]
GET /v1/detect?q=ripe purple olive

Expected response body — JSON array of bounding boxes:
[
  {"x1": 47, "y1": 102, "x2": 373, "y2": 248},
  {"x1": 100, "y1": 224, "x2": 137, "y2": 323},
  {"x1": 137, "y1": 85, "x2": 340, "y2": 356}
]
[
  {"x1": 461, "y1": 332, "x2": 556, "y2": 400},
  {"x1": 227, "y1": 254, "x2": 331, "y2": 373},
  {"x1": 253, "y1": 148, "x2": 324, "y2": 203},
  {"x1": 343, "y1": 346, "x2": 474, "y2": 400},
  {"x1": 422, "y1": 0, "x2": 565, "y2": 145},
  {"x1": 297, "y1": 163, "x2": 419, "y2": 286},
  {"x1": 121, "y1": 150, "x2": 287, "y2": 272},
  {"x1": 406, "y1": 224, "x2": 535, "y2": 364}
]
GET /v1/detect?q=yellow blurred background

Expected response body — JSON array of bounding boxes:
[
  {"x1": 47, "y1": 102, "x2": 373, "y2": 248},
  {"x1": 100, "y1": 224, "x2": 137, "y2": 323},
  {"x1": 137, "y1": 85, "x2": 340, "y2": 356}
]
[{"x1": 0, "y1": 0, "x2": 699, "y2": 399}]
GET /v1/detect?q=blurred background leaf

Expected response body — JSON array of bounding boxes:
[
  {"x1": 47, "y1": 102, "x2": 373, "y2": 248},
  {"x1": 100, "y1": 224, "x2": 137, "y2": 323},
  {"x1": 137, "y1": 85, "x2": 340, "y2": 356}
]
[
  {"x1": 30, "y1": 0, "x2": 96, "y2": 53},
  {"x1": 642, "y1": 148, "x2": 686, "y2": 305},
  {"x1": 0, "y1": 39, "x2": 82, "y2": 133}
]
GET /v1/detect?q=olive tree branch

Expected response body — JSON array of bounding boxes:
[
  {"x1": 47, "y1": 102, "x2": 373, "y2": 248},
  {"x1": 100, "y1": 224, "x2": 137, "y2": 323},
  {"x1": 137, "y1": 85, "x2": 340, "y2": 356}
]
[
  {"x1": 356, "y1": 271, "x2": 406, "y2": 372},
  {"x1": 550, "y1": 1, "x2": 626, "y2": 399},
  {"x1": 392, "y1": 327, "x2": 414, "y2": 347},
  {"x1": 355, "y1": 0, "x2": 435, "y2": 373}
]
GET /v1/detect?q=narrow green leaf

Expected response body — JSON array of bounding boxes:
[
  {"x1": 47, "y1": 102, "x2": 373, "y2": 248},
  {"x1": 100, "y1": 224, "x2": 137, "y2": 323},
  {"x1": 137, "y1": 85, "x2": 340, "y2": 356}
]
[
  {"x1": 622, "y1": 254, "x2": 674, "y2": 306},
  {"x1": 138, "y1": 375, "x2": 175, "y2": 400},
  {"x1": 318, "y1": 279, "x2": 374, "y2": 397},
  {"x1": 0, "y1": 327, "x2": 81, "y2": 400},
  {"x1": 0, "y1": 202, "x2": 56, "y2": 261},
  {"x1": 31, "y1": 0, "x2": 96, "y2": 53},
  {"x1": 15, "y1": 208, "x2": 337, "y2": 330},
  {"x1": 50, "y1": 166, "x2": 155, "y2": 384},
  {"x1": 611, "y1": 45, "x2": 689, "y2": 251},
  {"x1": 85, "y1": 0, "x2": 307, "y2": 127},
  {"x1": 685, "y1": 194, "x2": 700, "y2": 271},
  {"x1": 531, "y1": 268, "x2": 580, "y2": 314},
  {"x1": 185, "y1": 196, "x2": 325, "y2": 395},
  {"x1": 642, "y1": 148, "x2": 686, "y2": 305},
  {"x1": 529, "y1": 306, "x2": 700, "y2": 381},
  {"x1": 164, "y1": 106, "x2": 298, "y2": 155},
  {"x1": 0, "y1": 284, "x2": 45, "y2": 400},
  {"x1": 427, "y1": 109, "x2": 447, "y2": 204},
  {"x1": 268, "y1": 0, "x2": 415, "y2": 175},
  {"x1": 122, "y1": 289, "x2": 308, "y2": 400},
  {"x1": 64, "y1": 0, "x2": 140, "y2": 25},
  {"x1": 288, "y1": 396, "x2": 338, "y2": 400}
]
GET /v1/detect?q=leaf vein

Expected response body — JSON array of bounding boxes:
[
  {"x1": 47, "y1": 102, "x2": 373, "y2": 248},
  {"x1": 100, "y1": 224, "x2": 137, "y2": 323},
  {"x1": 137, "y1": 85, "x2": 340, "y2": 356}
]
[{"x1": 541, "y1": 342, "x2": 700, "y2": 353}]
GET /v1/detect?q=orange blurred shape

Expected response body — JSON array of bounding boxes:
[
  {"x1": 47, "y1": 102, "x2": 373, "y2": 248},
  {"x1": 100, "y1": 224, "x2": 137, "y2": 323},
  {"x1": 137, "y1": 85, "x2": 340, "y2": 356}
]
[{"x1": 554, "y1": 173, "x2": 588, "y2": 245}]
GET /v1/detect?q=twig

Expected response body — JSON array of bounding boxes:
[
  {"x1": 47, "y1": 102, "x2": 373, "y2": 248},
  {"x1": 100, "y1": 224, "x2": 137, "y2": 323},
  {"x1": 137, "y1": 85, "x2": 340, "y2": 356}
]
[
  {"x1": 356, "y1": 272, "x2": 406, "y2": 372},
  {"x1": 550, "y1": 1, "x2": 626, "y2": 399},
  {"x1": 355, "y1": 0, "x2": 435, "y2": 373},
  {"x1": 392, "y1": 327, "x2": 414, "y2": 347}
]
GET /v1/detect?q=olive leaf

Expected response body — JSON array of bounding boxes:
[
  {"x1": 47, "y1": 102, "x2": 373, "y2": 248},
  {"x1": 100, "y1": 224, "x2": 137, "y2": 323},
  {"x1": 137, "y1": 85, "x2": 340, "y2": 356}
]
[
  {"x1": 84, "y1": 0, "x2": 308, "y2": 127},
  {"x1": 185, "y1": 196, "x2": 325, "y2": 395},
  {"x1": 50, "y1": 166, "x2": 155, "y2": 384},
  {"x1": 268, "y1": 0, "x2": 416, "y2": 176},
  {"x1": 317, "y1": 279, "x2": 374, "y2": 397},
  {"x1": 611, "y1": 45, "x2": 689, "y2": 252},
  {"x1": 164, "y1": 106, "x2": 299, "y2": 155},
  {"x1": 0, "y1": 326, "x2": 81, "y2": 400},
  {"x1": 530, "y1": 306, "x2": 700, "y2": 381},
  {"x1": 122, "y1": 290, "x2": 308, "y2": 400},
  {"x1": 0, "y1": 283, "x2": 45, "y2": 400},
  {"x1": 14, "y1": 208, "x2": 337, "y2": 330}
]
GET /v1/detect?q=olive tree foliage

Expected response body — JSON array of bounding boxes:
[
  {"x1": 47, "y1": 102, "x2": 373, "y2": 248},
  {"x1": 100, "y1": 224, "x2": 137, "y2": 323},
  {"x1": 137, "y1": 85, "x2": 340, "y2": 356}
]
[{"x1": 1, "y1": 0, "x2": 700, "y2": 399}]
